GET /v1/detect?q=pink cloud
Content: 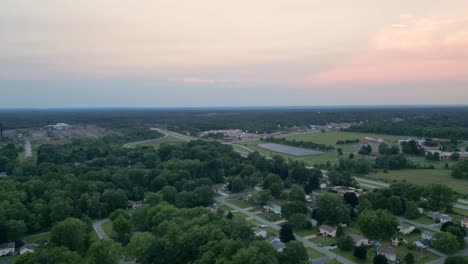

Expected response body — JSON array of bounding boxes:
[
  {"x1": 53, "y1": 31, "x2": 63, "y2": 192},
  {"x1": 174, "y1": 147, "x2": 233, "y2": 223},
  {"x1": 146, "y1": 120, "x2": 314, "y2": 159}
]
[{"x1": 307, "y1": 15, "x2": 468, "y2": 86}]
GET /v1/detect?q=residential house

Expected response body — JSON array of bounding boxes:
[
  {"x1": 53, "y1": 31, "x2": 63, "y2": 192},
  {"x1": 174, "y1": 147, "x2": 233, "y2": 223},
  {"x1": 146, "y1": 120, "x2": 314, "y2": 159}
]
[
  {"x1": 434, "y1": 214, "x2": 452, "y2": 224},
  {"x1": 426, "y1": 211, "x2": 437, "y2": 219},
  {"x1": 427, "y1": 211, "x2": 453, "y2": 224},
  {"x1": 422, "y1": 231, "x2": 434, "y2": 240},
  {"x1": 208, "y1": 204, "x2": 219, "y2": 213},
  {"x1": 461, "y1": 217, "x2": 468, "y2": 228},
  {"x1": 253, "y1": 227, "x2": 267, "y2": 238},
  {"x1": 350, "y1": 234, "x2": 369, "y2": 247},
  {"x1": 460, "y1": 152, "x2": 468, "y2": 161},
  {"x1": 19, "y1": 244, "x2": 37, "y2": 255},
  {"x1": 414, "y1": 239, "x2": 430, "y2": 249},
  {"x1": 319, "y1": 225, "x2": 337, "y2": 237},
  {"x1": 127, "y1": 200, "x2": 143, "y2": 210},
  {"x1": 0, "y1": 242, "x2": 15, "y2": 256},
  {"x1": 398, "y1": 223, "x2": 415, "y2": 235},
  {"x1": 267, "y1": 237, "x2": 285, "y2": 252},
  {"x1": 376, "y1": 246, "x2": 397, "y2": 262}
]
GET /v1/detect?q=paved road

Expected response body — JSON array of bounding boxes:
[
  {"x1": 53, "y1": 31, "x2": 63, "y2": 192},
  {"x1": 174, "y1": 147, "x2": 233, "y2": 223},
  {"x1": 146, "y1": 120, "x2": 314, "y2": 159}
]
[
  {"x1": 122, "y1": 134, "x2": 168, "y2": 148},
  {"x1": 216, "y1": 196, "x2": 356, "y2": 264},
  {"x1": 24, "y1": 139, "x2": 32, "y2": 158},
  {"x1": 93, "y1": 218, "x2": 111, "y2": 240}
]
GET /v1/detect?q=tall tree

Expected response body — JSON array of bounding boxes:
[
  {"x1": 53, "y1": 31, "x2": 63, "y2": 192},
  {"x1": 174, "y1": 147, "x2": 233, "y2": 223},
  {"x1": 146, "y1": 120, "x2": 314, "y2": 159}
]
[{"x1": 279, "y1": 223, "x2": 295, "y2": 243}]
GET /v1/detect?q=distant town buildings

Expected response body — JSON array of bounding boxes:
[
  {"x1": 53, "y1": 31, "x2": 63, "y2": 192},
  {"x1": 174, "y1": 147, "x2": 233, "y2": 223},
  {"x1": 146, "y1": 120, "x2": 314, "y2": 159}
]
[{"x1": 44, "y1": 123, "x2": 72, "y2": 130}]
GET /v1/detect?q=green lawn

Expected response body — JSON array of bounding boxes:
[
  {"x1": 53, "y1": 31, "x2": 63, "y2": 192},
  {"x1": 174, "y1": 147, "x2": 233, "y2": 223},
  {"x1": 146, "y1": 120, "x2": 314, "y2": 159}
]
[
  {"x1": 413, "y1": 216, "x2": 435, "y2": 225},
  {"x1": 365, "y1": 169, "x2": 468, "y2": 193},
  {"x1": 309, "y1": 236, "x2": 336, "y2": 247},
  {"x1": 26, "y1": 233, "x2": 50, "y2": 244},
  {"x1": 306, "y1": 247, "x2": 325, "y2": 259},
  {"x1": 256, "y1": 212, "x2": 282, "y2": 222},
  {"x1": 225, "y1": 198, "x2": 252, "y2": 209},
  {"x1": 266, "y1": 227, "x2": 278, "y2": 237},
  {"x1": 102, "y1": 221, "x2": 113, "y2": 238},
  {"x1": 232, "y1": 212, "x2": 245, "y2": 219},
  {"x1": 295, "y1": 227, "x2": 318, "y2": 237}
]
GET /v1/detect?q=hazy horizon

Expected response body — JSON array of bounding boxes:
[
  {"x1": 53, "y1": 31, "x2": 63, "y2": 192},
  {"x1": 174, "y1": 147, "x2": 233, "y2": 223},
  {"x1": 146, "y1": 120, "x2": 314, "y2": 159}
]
[{"x1": 2, "y1": 0, "x2": 468, "y2": 108}]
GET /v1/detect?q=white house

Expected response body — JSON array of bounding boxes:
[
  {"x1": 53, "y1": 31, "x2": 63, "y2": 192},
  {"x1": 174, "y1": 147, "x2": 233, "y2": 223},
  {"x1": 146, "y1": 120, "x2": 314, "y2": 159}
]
[
  {"x1": 398, "y1": 223, "x2": 415, "y2": 235},
  {"x1": 254, "y1": 227, "x2": 267, "y2": 238},
  {"x1": 319, "y1": 225, "x2": 337, "y2": 237},
  {"x1": 0, "y1": 242, "x2": 15, "y2": 256},
  {"x1": 19, "y1": 244, "x2": 37, "y2": 255},
  {"x1": 377, "y1": 246, "x2": 397, "y2": 262}
]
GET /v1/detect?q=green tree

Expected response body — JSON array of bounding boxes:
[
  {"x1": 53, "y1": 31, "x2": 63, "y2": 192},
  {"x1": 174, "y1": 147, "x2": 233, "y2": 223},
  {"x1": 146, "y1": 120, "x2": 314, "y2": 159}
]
[
  {"x1": 316, "y1": 194, "x2": 351, "y2": 225},
  {"x1": 424, "y1": 184, "x2": 456, "y2": 210},
  {"x1": 279, "y1": 223, "x2": 295, "y2": 243},
  {"x1": 337, "y1": 235, "x2": 354, "y2": 251},
  {"x1": 357, "y1": 210, "x2": 398, "y2": 240},
  {"x1": 88, "y1": 240, "x2": 121, "y2": 264},
  {"x1": 374, "y1": 255, "x2": 388, "y2": 264},
  {"x1": 431, "y1": 232, "x2": 461, "y2": 254},
  {"x1": 444, "y1": 256, "x2": 467, "y2": 264},
  {"x1": 281, "y1": 202, "x2": 308, "y2": 220},
  {"x1": 279, "y1": 241, "x2": 308, "y2": 264},
  {"x1": 353, "y1": 245, "x2": 367, "y2": 259},
  {"x1": 51, "y1": 217, "x2": 90, "y2": 254},
  {"x1": 113, "y1": 216, "x2": 131, "y2": 244},
  {"x1": 269, "y1": 183, "x2": 282, "y2": 199},
  {"x1": 125, "y1": 232, "x2": 158, "y2": 264},
  {"x1": 404, "y1": 253, "x2": 415, "y2": 264},
  {"x1": 403, "y1": 201, "x2": 420, "y2": 219},
  {"x1": 337, "y1": 148, "x2": 343, "y2": 156},
  {"x1": 288, "y1": 185, "x2": 306, "y2": 202},
  {"x1": 229, "y1": 176, "x2": 246, "y2": 193},
  {"x1": 288, "y1": 214, "x2": 309, "y2": 230},
  {"x1": 251, "y1": 190, "x2": 272, "y2": 207}
]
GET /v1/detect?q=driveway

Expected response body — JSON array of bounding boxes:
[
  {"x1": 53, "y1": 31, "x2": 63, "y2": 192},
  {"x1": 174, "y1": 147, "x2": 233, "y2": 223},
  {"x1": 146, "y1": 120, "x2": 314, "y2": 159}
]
[{"x1": 93, "y1": 218, "x2": 110, "y2": 240}]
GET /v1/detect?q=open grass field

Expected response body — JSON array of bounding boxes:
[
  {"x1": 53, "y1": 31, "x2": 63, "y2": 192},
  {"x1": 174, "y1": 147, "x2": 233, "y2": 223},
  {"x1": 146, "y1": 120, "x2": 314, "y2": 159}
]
[
  {"x1": 284, "y1": 131, "x2": 404, "y2": 152},
  {"x1": 365, "y1": 169, "x2": 468, "y2": 193}
]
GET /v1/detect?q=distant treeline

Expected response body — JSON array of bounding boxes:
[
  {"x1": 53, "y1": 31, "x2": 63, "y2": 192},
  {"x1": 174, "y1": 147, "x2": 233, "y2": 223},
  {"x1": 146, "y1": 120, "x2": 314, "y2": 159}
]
[
  {"x1": 336, "y1": 139, "x2": 359, "y2": 145},
  {"x1": 2, "y1": 107, "x2": 468, "y2": 139},
  {"x1": 263, "y1": 137, "x2": 334, "y2": 151}
]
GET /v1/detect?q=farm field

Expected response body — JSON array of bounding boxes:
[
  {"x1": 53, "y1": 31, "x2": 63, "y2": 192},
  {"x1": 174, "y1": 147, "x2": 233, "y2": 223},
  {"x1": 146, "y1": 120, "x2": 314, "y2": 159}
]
[
  {"x1": 365, "y1": 169, "x2": 468, "y2": 193},
  {"x1": 284, "y1": 131, "x2": 404, "y2": 152}
]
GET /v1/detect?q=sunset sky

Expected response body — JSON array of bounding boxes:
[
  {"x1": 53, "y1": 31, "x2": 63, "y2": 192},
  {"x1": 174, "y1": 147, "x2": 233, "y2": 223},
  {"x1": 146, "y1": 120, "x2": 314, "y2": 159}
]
[{"x1": 1, "y1": 0, "x2": 468, "y2": 108}]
